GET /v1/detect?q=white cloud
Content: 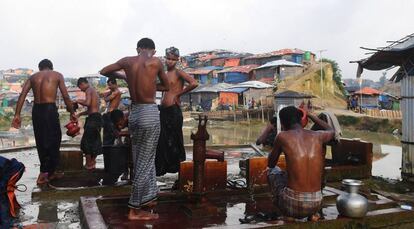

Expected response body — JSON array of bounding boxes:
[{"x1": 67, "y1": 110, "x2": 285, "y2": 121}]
[{"x1": 0, "y1": 0, "x2": 413, "y2": 80}]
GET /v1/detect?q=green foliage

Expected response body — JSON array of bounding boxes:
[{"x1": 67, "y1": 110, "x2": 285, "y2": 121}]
[{"x1": 321, "y1": 58, "x2": 345, "y2": 94}]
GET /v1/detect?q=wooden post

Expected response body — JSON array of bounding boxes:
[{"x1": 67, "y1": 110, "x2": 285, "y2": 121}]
[
  {"x1": 261, "y1": 107, "x2": 265, "y2": 123},
  {"x1": 247, "y1": 110, "x2": 250, "y2": 123}
]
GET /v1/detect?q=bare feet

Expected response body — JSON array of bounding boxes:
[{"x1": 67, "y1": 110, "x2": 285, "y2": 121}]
[
  {"x1": 85, "y1": 155, "x2": 96, "y2": 170},
  {"x1": 36, "y1": 173, "x2": 49, "y2": 185},
  {"x1": 49, "y1": 171, "x2": 64, "y2": 181},
  {"x1": 128, "y1": 209, "x2": 159, "y2": 221},
  {"x1": 308, "y1": 214, "x2": 321, "y2": 222}
]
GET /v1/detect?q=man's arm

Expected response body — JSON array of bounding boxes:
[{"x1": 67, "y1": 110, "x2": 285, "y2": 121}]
[
  {"x1": 58, "y1": 74, "x2": 77, "y2": 121},
  {"x1": 156, "y1": 59, "x2": 169, "y2": 91},
  {"x1": 308, "y1": 113, "x2": 335, "y2": 143},
  {"x1": 268, "y1": 134, "x2": 283, "y2": 168},
  {"x1": 100, "y1": 59, "x2": 127, "y2": 80},
  {"x1": 177, "y1": 70, "x2": 198, "y2": 96},
  {"x1": 76, "y1": 110, "x2": 88, "y2": 118},
  {"x1": 76, "y1": 89, "x2": 92, "y2": 107},
  {"x1": 256, "y1": 124, "x2": 274, "y2": 145},
  {"x1": 12, "y1": 78, "x2": 32, "y2": 128},
  {"x1": 105, "y1": 90, "x2": 121, "y2": 102}
]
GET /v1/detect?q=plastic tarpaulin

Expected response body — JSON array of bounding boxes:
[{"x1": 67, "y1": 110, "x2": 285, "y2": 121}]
[
  {"x1": 219, "y1": 92, "x2": 238, "y2": 105},
  {"x1": 224, "y1": 72, "x2": 249, "y2": 84}
]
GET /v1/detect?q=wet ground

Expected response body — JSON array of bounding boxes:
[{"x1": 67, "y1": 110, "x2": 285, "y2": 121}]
[{"x1": 0, "y1": 120, "x2": 404, "y2": 227}]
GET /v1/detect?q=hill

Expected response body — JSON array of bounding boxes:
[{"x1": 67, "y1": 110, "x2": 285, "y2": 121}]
[{"x1": 277, "y1": 62, "x2": 347, "y2": 108}]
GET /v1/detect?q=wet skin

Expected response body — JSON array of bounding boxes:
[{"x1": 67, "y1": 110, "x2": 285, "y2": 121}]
[
  {"x1": 12, "y1": 69, "x2": 75, "y2": 128},
  {"x1": 268, "y1": 113, "x2": 334, "y2": 192},
  {"x1": 102, "y1": 82, "x2": 121, "y2": 112},
  {"x1": 100, "y1": 49, "x2": 169, "y2": 104},
  {"x1": 161, "y1": 53, "x2": 198, "y2": 107},
  {"x1": 76, "y1": 83, "x2": 100, "y2": 115}
]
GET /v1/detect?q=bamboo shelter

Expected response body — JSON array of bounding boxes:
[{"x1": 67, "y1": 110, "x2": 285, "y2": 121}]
[{"x1": 352, "y1": 33, "x2": 414, "y2": 181}]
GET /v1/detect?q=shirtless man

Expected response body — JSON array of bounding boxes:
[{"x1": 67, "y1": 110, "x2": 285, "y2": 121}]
[
  {"x1": 156, "y1": 47, "x2": 198, "y2": 176},
  {"x1": 75, "y1": 78, "x2": 102, "y2": 170},
  {"x1": 100, "y1": 38, "x2": 169, "y2": 220},
  {"x1": 101, "y1": 78, "x2": 121, "y2": 145},
  {"x1": 11, "y1": 59, "x2": 76, "y2": 185},
  {"x1": 267, "y1": 106, "x2": 334, "y2": 220}
]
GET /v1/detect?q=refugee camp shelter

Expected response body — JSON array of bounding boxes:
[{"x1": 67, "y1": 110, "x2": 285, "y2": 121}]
[
  {"x1": 189, "y1": 83, "x2": 232, "y2": 111},
  {"x1": 217, "y1": 65, "x2": 258, "y2": 84},
  {"x1": 353, "y1": 33, "x2": 414, "y2": 181},
  {"x1": 274, "y1": 90, "x2": 314, "y2": 111},
  {"x1": 255, "y1": 59, "x2": 304, "y2": 82},
  {"x1": 242, "y1": 48, "x2": 315, "y2": 66},
  {"x1": 226, "y1": 81, "x2": 274, "y2": 108},
  {"x1": 352, "y1": 87, "x2": 382, "y2": 109},
  {"x1": 185, "y1": 66, "x2": 223, "y2": 84}
]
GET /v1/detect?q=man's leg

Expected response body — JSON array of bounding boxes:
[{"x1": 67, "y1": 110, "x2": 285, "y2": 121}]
[
  {"x1": 32, "y1": 105, "x2": 49, "y2": 184},
  {"x1": 267, "y1": 166, "x2": 287, "y2": 215},
  {"x1": 128, "y1": 105, "x2": 160, "y2": 220}
]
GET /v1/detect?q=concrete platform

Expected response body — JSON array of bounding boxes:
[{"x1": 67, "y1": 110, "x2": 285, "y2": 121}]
[{"x1": 79, "y1": 186, "x2": 414, "y2": 229}]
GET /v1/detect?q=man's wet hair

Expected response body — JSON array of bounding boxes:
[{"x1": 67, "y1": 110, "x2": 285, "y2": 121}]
[
  {"x1": 38, "y1": 59, "x2": 53, "y2": 70},
  {"x1": 137, "y1": 38, "x2": 155, "y2": 50},
  {"x1": 110, "y1": 109, "x2": 124, "y2": 125},
  {"x1": 107, "y1": 77, "x2": 117, "y2": 85},
  {"x1": 77, "y1": 77, "x2": 88, "y2": 86},
  {"x1": 279, "y1": 106, "x2": 302, "y2": 130}
]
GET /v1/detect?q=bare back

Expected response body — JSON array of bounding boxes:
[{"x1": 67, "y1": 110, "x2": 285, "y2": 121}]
[
  {"x1": 108, "y1": 89, "x2": 121, "y2": 112},
  {"x1": 277, "y1": 129, "x2": 327, "y2": 192},
  {"x1": 30, "y1": 70, "x2": 62, "y2": 104},
  {"x1": 120, "y1": 56, "x2": 162, "y2": 104}
]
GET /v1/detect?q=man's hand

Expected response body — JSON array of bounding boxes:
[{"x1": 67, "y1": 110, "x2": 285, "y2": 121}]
[
  {"x1": 70, "y1": 113, "x2": 78, "y2": 122},
  {"x1": 11, "y1": 116, "x2": 21, "y2": 129}
]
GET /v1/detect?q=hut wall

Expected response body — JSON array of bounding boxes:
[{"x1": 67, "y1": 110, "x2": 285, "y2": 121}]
[
  {"x1": 243, "y1": 56, "x2": 282, "y2": 66},
  {"x1": 401, "y1": 75, "x2": 414, "y2": 179},
  {"x1": 255, "y1": 68, "x2": 276, "y2": 80},
  {"x1": 224, "y1": 58, "x2": 240, "y2": 67},
  {"x1": 211, "y1": 58, "x2": 226, "y2": 67},
  {"x1": 244, "y1": 88, "x2": 273, "y2": 107},
  {"x1": 219, "y1": 92, "x2": 238, "y2": 105},
  {"x1": 279, "y1": 66, "x2": 304, "y2": 79},
  {"x1": 223, "y1": 72, "x2": 249, "y2": 84},
  {"x1": 360, "y1": 95, "x2": 379, "y2": 108}
]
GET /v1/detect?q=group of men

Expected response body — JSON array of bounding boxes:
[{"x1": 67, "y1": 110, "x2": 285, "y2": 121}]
[
  {"x1": 12, "y1": 37, "x2": 335, "y2": 221},
  {"x1": 12, "y1": 38, "x2": 197, "y2": 220}
]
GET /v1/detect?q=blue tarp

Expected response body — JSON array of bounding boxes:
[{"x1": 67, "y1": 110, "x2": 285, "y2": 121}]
[
  {"x1": 224, "y1": 72, "x2": 249, "y2": 84},
  {"x1": 199, "y1": 75, "x2": 208, "y2": 84}
]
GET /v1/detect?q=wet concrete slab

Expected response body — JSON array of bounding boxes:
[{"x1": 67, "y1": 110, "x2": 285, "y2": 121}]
[{"x1": 80, "y1": 186, "x2": 414, "y2": 229}]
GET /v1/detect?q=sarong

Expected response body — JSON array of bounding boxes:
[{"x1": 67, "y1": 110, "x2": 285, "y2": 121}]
[
  {"x1": 155, "y1": 105, "x2": 186, "y2": 176},
  {"x1": 128, "y1": 104, "x2": 160, "y2": 209},
  {"x1": 81, "y1": 113, "x2": 102, "y2": 156},
  {"x1": 102, "y1": 112, "x2": 116, "y2": 145},
  {"x1": 32, "y1": 103, "x2": 62, "y2": 174},
  {"x1": 268, "y1": 167, "x2": 322, "y2": 218}
]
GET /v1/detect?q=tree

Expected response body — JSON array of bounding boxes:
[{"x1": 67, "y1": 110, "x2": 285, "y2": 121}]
[
  {"x1": 379, "y1": 71, "x2": 387, "y2": 87},
  {"x1": 321, "y1": 58, "x2": 345, "y2": 94}
]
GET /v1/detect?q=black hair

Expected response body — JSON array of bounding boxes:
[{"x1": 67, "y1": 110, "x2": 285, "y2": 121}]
[
  {"x1": 110, "y1": 109, "x2": 124, "y2": 125},
  {"x1": 38, "y1": 59, "x2": 53, "y2": 70},
  {"x1": 107, "y1": 77, "x2": 117, "y2": 85},
  {"x1": 279, "y1": 106, "x2": 302, "y2": 130},
  {"x1": 137, "y1": 38, "x2": 155, "y2": 49},
  {"x1": 77, "y1": 77, "x2": 88, "y2": 86}
]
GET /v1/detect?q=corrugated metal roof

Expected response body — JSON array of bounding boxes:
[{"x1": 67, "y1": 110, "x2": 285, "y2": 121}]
[
  {"x1": 217, "y1": 65, "x2": 259, "y2": 74},
  {"x1": 244, "y1": 48, "x2": 307, "y2": 60},
  {"x1": 256, "y1": 60, "x2": 303, "y2": 69},
  {"x1": 224, "y1": 87, "x2": 249, "y2": 93},
  {"x1": 191, "y1": 83, "x2": 232, "y2": 93},
  {"x1": 228, "y1": 80, "x2": 273, "y2": 89},
  {"x1": 185, "y1": 66, "x2": 223, "y2": 75},
  {"x1": 353, "y1": 87, "x2": 382, "y2": 95},
  {"x1": 274, "y1": 90, "x2": 314, "y2": 98}
]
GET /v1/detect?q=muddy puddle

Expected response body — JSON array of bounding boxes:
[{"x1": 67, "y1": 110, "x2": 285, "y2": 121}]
[{"x1": 0, "y1": 120, "x2": 403, "y2": 226}]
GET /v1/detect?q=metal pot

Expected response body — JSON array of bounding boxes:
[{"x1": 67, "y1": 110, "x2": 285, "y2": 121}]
[{"x1": 336, "y1": 179, "x2": 368, "y2": 218}]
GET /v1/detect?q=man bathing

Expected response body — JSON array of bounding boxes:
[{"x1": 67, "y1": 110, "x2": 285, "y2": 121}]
[
  {"x1": 75, "y1": 78, "x2": 102, "y2": 170},
  {"x1": 156, "y1": 47, "x2": 198, "y2": 176},
  {"x1": 12, "y1": 59, "x2": 76, "y2": 185},
  {"x1": 267, "y1": 106, "x2": 334, "y2": 220},
  {"x1": 101, "y1": 77, "x2": 121, "y2": 145},
  {"x1": 100, "y1": 38, "x2": 169, "y2": 220}
]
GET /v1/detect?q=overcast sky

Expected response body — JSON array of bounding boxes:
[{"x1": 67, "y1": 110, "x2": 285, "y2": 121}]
[{"x1": 0, "y1": 0, "x2": 413, "y2": 80}]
